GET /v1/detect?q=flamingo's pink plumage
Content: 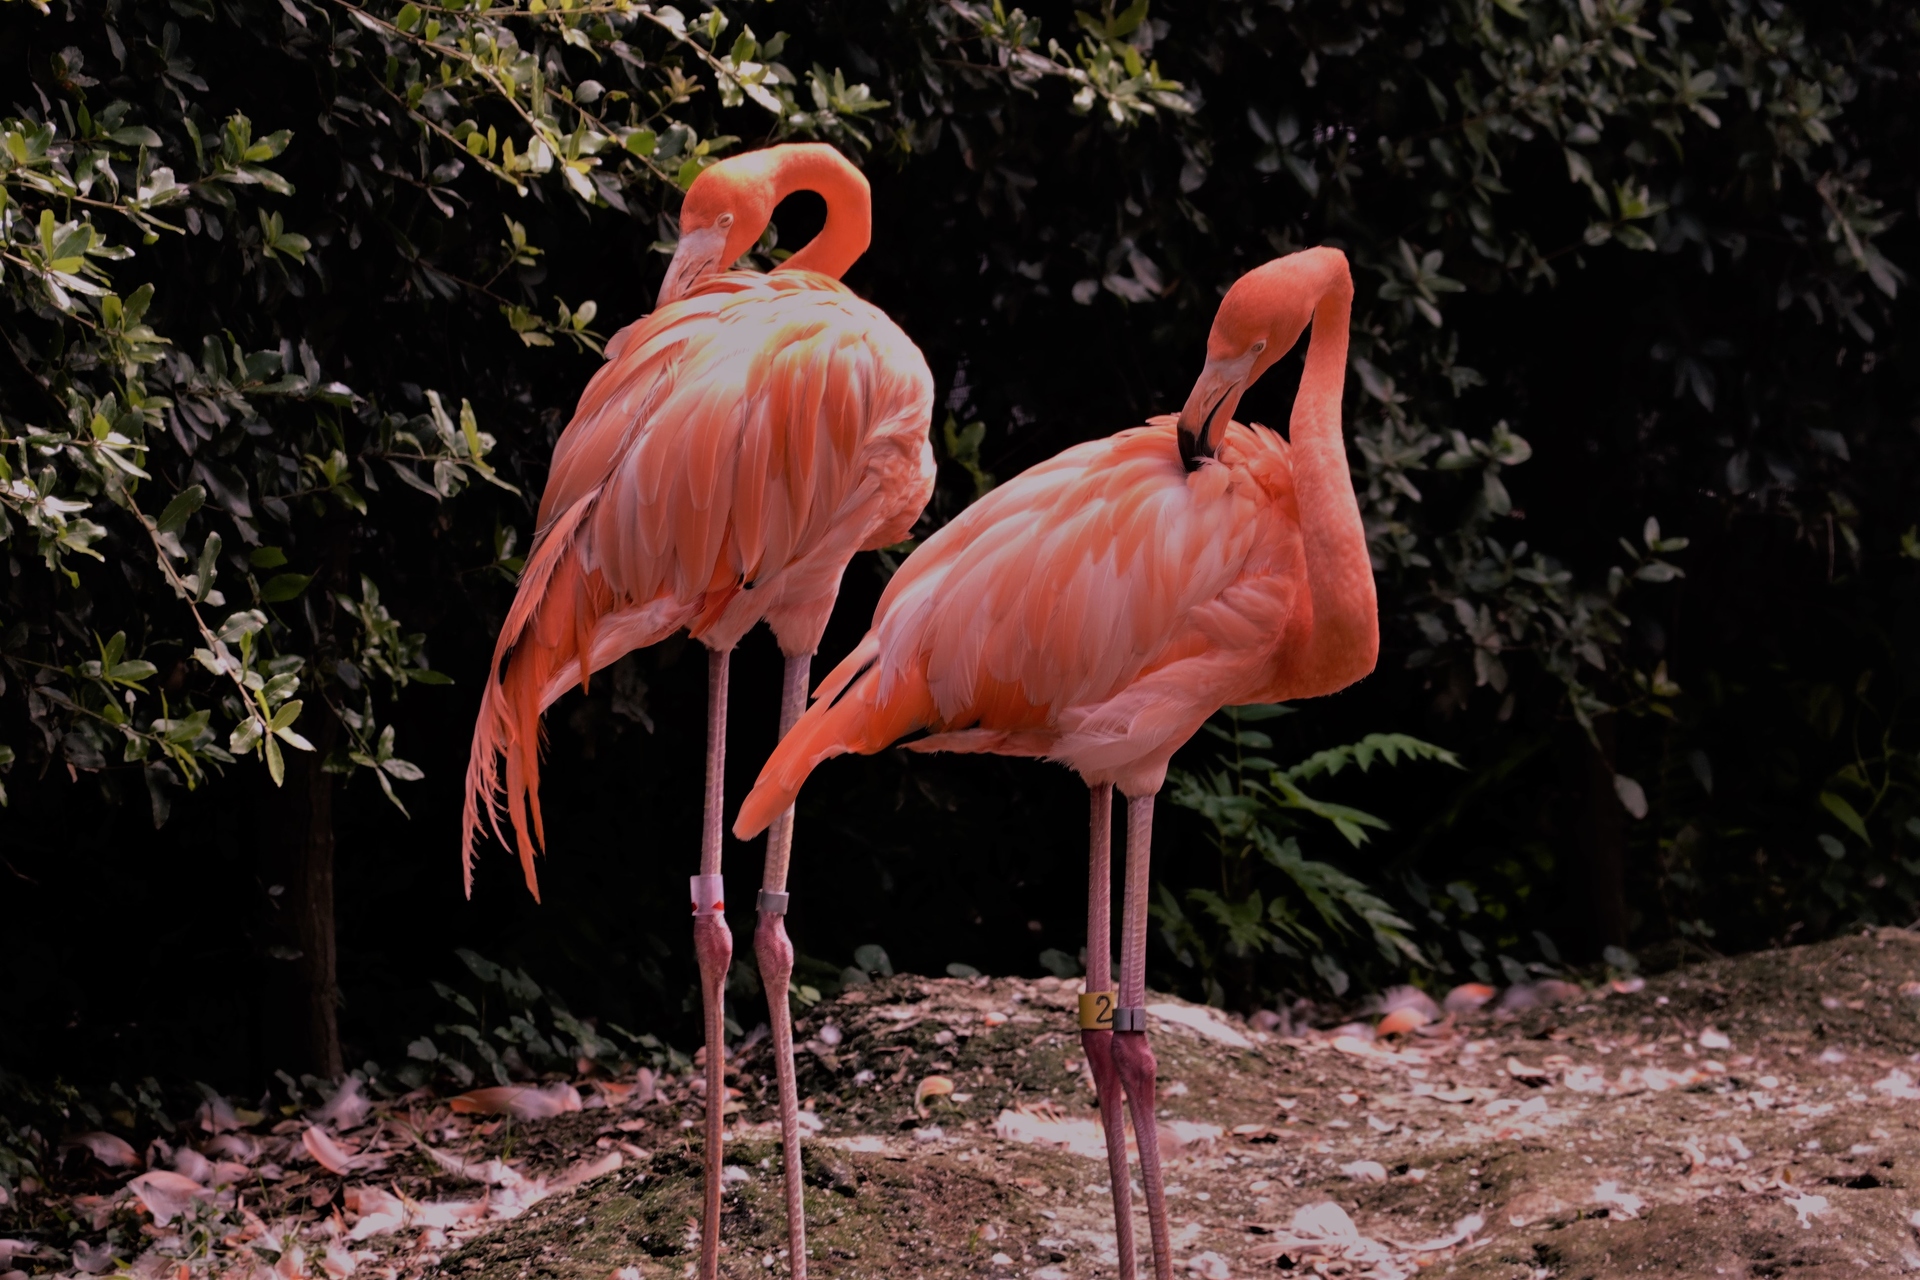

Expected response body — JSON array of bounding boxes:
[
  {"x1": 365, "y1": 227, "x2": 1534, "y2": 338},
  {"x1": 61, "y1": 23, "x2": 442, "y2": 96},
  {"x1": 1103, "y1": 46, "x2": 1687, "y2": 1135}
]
[{"x1": 465, "y1": 268, "x2": 934, "y2": 898}]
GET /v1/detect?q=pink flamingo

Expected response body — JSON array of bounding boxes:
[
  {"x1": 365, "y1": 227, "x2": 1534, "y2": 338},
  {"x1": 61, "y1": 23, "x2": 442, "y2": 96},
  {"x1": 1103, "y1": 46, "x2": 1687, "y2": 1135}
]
[
  {"x1": 463, "y1": 143, "x2": 935, "y2": 1280},
  {"x1": 733, "y1": 248, "x2": 1375, "y2": 1280}
]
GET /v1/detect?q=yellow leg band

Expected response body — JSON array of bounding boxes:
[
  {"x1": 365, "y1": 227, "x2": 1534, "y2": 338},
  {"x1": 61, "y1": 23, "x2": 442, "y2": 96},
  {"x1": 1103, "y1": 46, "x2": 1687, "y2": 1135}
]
[{"x1": 1078, "y1": 991, "x2": 1117, "y2": 1031}]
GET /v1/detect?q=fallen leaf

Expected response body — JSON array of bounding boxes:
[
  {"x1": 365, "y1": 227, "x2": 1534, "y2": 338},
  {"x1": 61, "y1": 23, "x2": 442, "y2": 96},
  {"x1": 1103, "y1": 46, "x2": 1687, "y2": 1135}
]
[
  {"x1": 127, "y1": 1170, "x2": 212, "y2": 1224},
  {"x1": 69, "y1": 1239, "x2": 116, "y2": 1275},
  {"x1": 1443, "y1": 983, "x2": 1496, "y2": 1014},
  {"x1": 914, "y1": 1075, "x2": 955, "y2": 1117},
  {"x1": 170, "y1": 1146, "x2": 212, "y2": 1185},
  {"x1": 1698, "y1": 1026, "x2": 1732, "y2": 1051},
  {"x1": 548, "y1": 1151, "x2": 623, "y2": 1193},
  {"x1": 1375, "y1": 1007, "x2": 1429, "y2": 1038},
  {"x1": 321, "y1": 1240, "x2": 356, "y2": 1277},
  {"x1": 302, "y1": 1127, "x2": 364, "y2": 1176},
  {"x1": 311, "y1": 1077, "x2": 372, "y2": 1132},
  {"x1": 1339, "y1": 1160, "x2": 1387, "y2": 1183},
  {"x1": 449, "y1": 1083, "x2": 582, "y2": 1121},
  {"x1": 1146, "y1": 1002, "x2": 1254, "y2": 1048},
  {"x1": 194, "y1": 1093, "x2": 246, "y2": 1134},
  {"x1": 64, "y1": 1132, "x2": 139, "y2": 1169}
]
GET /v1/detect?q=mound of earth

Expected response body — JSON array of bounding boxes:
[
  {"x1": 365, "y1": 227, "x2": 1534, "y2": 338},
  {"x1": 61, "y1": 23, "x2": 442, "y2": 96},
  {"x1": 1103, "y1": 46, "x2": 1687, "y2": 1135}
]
[{"x1": 11, "y1": 929, "x2": 1920, "y2": 1279}]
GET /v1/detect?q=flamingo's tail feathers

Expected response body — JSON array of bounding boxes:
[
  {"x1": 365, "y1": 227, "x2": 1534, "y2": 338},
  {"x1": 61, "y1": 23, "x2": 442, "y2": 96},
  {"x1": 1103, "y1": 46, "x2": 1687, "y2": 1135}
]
[
  {"x1": 810, "y1": 635, "x2": 880, "y2": 707},
  {"x1": 462, "y1": 631, "x2": 555, "y2": 902},
  {"x1": 461, "y1": 513, "x2": 604, "y2": 903},
  {"x1": 733, "y1": 646, "x2": 934, "y2": 840}
]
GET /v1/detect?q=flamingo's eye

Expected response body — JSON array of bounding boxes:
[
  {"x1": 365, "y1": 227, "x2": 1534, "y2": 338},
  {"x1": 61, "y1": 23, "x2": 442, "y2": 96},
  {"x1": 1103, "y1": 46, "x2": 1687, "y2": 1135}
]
[
  {"x1": 716, "y1": 212, "x2": 736, "y2": 229},
  {"x1": 1250, "y1": 340, "x2": 1267, "y2": 355}
]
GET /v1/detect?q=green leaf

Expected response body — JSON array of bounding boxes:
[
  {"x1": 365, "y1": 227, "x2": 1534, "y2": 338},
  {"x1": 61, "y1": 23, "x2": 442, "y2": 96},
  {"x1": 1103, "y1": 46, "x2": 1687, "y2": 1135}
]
[
  {"x1": 260, "y1": 573, "x2": 312, "y2": 603},
  {"x1": 193, "y1": 533, "x2": 222, "y2": 602},
  {"x1": 156, "y1": 485, "x2": 206, "y2": 532},
  {"x1": 250, "y1": 546, "x2": 288, "y2": 568},
  {"x1": 1820, "y1": 791, "x2": 1872, "y2": 846},
  {"x1": 380, "y1": 756, "x2": 425, "y2": 782},
  {"x1": 230, "y1": 718, "x2": 263, "y2": 755}
]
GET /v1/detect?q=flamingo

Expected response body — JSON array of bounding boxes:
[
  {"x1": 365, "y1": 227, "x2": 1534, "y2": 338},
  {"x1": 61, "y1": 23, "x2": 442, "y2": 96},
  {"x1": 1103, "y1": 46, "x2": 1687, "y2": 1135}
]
[
  {"x1": 462, "y1": 143, "x2": 935, "y2": 1280},
  {"x1": 732, "y1": 247, "x2": 1375, "y2": 1280}
]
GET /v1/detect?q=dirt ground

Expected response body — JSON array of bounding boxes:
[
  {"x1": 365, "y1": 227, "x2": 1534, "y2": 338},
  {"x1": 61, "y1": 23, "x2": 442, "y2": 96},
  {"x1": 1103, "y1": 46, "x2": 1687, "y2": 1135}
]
[{"x1": 14, "y1": 929, "x2": 1920, "y2": 1279}]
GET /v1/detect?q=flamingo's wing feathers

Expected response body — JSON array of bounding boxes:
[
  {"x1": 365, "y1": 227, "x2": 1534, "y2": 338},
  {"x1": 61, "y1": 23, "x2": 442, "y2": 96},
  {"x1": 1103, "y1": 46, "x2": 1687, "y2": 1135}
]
[
  {"x1": 734, "y1": 421, "x2": 1295, "y2": 838},
  {"x1": 871, "y1": 424, "x2": 1265, "y2": 725},
  {"x1": 464, "y1": 274, "x2": 933, "y2": 895}
]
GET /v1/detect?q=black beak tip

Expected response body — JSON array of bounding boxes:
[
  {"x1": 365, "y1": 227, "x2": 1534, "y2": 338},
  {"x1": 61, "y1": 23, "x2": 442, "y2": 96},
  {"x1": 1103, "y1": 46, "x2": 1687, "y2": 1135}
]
[{"x1": 1177, "y1": 426, "x2": 1211, "y2": 472}]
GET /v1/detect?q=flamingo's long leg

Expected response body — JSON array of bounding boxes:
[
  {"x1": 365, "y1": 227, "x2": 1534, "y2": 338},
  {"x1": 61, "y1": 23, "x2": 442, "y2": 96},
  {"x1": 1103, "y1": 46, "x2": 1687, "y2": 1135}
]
[
  {"x1": 755, "y1": 652, "x2": 813, "y2": 1280},
  {"x1": 1080, "y1": 782, "x2": 1138, "y2": 1280},
  {"x1": 1112, "y1": 793, "x2": 1173, "y2": 1280},
  {"x1": 693, "y1": 646, "x2": 734, "y2": 1280}
]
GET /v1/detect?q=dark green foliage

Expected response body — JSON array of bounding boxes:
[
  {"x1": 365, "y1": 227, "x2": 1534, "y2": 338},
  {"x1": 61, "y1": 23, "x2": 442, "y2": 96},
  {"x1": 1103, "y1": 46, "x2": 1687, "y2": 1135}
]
[
  {"x1": 1162, "y1": 707, "x2": 1459, "y2": 1003},
  {"x1": 396, "y1": 947, "x2": 681, "y2": 1091}
]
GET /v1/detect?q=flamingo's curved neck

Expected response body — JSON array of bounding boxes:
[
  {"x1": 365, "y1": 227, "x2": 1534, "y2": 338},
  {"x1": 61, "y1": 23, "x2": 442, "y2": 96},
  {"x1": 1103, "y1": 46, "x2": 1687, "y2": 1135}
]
[
  {"x1": 769, "y1": 147, "x2": 871, "y2": 281},
  {"x1": 1283, "y1": 272, "x2": 1378, "y2": 696},
  {"x1": 1221, "y1": 264, "x2": 1374, "y2": 694}
]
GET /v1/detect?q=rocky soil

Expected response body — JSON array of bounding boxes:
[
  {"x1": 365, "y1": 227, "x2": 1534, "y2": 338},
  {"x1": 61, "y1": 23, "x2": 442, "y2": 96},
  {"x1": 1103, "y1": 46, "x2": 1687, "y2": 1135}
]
[{"x1": 13, "y1": 929, "x2": 1920, "y2": 1279}]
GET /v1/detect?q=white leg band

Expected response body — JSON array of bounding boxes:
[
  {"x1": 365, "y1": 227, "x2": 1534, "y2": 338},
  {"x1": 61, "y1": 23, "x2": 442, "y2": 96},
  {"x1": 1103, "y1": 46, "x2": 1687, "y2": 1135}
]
[{"x1": 690, "y1": 874, "x2": 726, "y2": 917}]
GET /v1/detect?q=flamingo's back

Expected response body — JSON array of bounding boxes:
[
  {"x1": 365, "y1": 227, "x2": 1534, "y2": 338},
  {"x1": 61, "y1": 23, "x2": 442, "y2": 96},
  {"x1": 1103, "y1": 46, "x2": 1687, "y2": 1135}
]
[
  {"x1": 733, "y1": 419, "x2": 1311, "y2": 839},
  {"x1": 466, "y1": 270, "x2": 934, "y2": 896}
]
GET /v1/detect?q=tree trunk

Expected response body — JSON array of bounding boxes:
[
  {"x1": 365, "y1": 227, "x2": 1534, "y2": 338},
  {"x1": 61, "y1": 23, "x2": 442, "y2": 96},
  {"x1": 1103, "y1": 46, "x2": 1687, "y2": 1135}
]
[
  {"x1": 258, "y1": 706, "x2": 344, "y2": 1080},
  {"x1": 1559, "y1": 715, "x2": 1629, "y2": 957},
  {"x1": 290, "y1": 707, "x2": 345, "y2": 1078}
]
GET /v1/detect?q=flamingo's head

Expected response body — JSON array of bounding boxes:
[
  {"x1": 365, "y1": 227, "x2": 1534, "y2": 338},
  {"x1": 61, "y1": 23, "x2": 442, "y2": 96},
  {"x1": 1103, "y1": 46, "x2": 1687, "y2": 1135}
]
[
  {"x1": 656, "y1": 154, "x2": 778, "y2": 307},
  {"x1": 1178, "y1": 247, "x2": 1351, "y2": 470}
]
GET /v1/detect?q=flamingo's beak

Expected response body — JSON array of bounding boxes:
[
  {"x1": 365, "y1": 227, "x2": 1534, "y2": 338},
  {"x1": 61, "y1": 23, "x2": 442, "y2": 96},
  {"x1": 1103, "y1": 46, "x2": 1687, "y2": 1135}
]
[
  {"x1": 656, "y1": 224, "x2": 731, "y2": 309},
  {"x1": 1176, "y1": 354, "x2": 1255, "y2": 471}
]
